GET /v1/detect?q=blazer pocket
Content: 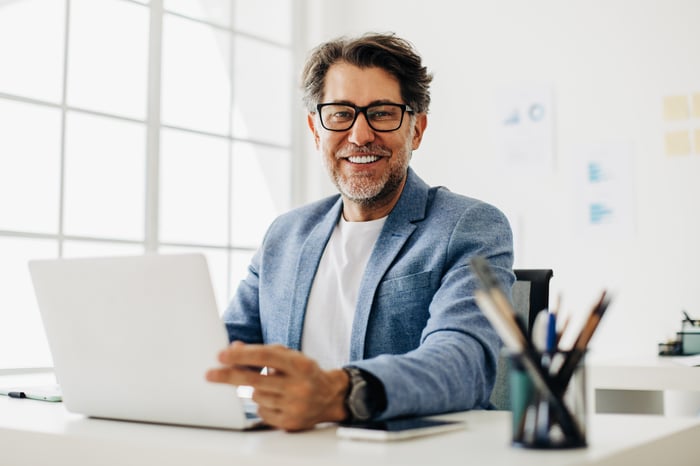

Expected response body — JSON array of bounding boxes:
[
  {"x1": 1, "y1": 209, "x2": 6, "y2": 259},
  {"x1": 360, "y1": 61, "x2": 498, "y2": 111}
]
[{"x1": 377, "y1": 271, "x2": 432, "y2": 297}]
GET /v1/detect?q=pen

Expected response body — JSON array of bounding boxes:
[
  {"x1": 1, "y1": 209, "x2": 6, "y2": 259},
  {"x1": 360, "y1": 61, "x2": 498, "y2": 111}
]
[
  {"x1": 553, "y1": 291, "x2": 611, "y2": 393},
  {"x1": 546, "y1": 311, "x2": 557, "y2": 354},
  {"x1": 573, "y1": 291, "x2": 609, "y2": 351},
  {"x1": 533, "y1": 311, "x2": 557, "y2": 444}
]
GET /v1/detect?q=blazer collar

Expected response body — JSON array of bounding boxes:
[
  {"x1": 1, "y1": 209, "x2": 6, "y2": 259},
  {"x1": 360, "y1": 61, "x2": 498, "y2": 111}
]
[{"x1": 384, "y1": 167, "x2": 430, "y2": 224}]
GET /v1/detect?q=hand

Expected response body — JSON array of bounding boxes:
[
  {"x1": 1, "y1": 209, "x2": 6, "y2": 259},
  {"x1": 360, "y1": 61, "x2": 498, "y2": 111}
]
[{"x1": 205, "y1": 341, "x2": 349, "y2": 431}]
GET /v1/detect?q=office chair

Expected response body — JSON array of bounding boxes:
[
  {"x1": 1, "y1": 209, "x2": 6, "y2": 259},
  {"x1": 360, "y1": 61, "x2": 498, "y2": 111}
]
[{"x1": 488, "y1": 268, "x2": 554, "y2": 410}]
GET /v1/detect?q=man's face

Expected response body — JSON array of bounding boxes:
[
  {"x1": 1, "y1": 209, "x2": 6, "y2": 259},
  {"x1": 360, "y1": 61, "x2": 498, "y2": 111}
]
[{"x1": 307, "y1": 62, "x2": 426, "y2": 212}]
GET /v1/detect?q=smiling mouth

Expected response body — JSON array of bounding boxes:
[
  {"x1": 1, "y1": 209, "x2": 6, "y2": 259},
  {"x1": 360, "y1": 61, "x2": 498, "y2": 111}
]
[{"x1": 347, "y1": 155, "x2": 381, "y2": 164}]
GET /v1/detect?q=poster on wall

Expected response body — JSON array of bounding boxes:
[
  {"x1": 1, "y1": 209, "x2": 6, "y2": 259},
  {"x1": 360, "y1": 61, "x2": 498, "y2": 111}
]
[
  {"x1": 570, "y1": 142, "x2": 636, "y2": 239},
  {"x1": 662, "y1": 93, "x2": 700, "y2": 156},
  {"x1": 490, "y1": 83, "x2": 554, "y2": 173}
]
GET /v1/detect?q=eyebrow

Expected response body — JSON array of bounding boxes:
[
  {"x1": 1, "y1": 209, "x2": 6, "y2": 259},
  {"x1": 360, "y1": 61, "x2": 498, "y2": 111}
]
[{"x1": 324, "y1": 99, "x2": 402, "y2": 107}]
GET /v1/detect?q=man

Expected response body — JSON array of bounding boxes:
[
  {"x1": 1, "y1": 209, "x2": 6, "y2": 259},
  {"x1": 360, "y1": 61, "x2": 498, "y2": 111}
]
[{"x1": 206, "y1": 33, "x2": 514, "y2": 431}]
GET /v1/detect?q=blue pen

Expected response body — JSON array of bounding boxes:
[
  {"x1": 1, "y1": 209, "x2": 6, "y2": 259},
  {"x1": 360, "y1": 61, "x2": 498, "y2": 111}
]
[
  {"x1": 546, "y1": 312, "x2": 557, "y2": 353},
  {"x1": 536, "y1": 311, "x2": 558, "y2": 443}
]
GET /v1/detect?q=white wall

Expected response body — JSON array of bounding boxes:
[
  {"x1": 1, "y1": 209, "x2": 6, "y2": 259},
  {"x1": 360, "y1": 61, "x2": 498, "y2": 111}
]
[{"x1": 300, "y1": 0, "x2": 700, "y2": 357}]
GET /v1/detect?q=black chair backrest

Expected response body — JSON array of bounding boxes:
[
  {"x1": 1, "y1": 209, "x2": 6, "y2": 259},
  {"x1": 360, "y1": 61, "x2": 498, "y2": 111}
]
[{"x1": 488, "y1": 268, "x2": 554, "y2": 410}]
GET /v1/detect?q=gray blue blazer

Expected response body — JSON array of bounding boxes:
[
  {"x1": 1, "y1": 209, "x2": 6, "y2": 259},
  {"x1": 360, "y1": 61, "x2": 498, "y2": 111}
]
[{"x1": 223, "y1": 167, "x2": 514, "y2": 419}]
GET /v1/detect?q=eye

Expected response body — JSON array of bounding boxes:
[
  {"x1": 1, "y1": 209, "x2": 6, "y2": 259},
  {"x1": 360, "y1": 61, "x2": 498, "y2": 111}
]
[
  {"x1": 322, "y1": 105, "x2": 355, "y2": 123},
  {"x1": 369, "y1": 111, "x2": 391, "y2": 119},
  {"x1": 368, "y1": 106, "x2": 400, "y2": 120},
  {"x1": 330, "y1": 110, "x2": 354, "y2": 121}
]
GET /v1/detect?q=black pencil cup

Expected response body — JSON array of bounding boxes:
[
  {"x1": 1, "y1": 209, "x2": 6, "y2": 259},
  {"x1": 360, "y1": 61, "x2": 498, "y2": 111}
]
[{"x1": 508, "y1": 351, "x2": 587, "y2": 449}]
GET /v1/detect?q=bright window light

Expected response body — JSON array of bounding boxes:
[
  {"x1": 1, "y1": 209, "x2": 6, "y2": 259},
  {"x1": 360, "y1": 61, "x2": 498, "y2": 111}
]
[
  {"x1": 0, "y1": 100, "x2": 61, "y2": 234},
  {"x1": 0, "y1": 0, "x2": 294, "y2": 370},
  {"x1": 0, "y1": 0, "x2": 65, "y2": 103},
  {"x1": 63, "y1": 112, "x2": 146, "y2": 241}
]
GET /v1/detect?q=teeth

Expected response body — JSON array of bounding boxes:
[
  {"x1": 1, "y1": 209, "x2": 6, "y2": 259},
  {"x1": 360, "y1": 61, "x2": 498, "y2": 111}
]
[{"x1": 347, "y1": 155, "x2": 380, "y2": 164}]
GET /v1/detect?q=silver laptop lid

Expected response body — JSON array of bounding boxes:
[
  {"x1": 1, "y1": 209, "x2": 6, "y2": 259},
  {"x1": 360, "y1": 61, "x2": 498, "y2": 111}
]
[{"x1": 29, "y1": 253, "x2": 256, "y2": 430}]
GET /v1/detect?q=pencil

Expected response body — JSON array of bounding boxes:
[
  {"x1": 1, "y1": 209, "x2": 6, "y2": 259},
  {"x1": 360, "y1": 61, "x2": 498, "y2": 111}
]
[{"x1": 553, "y1": 291, "x2": 611, "y2": 393}]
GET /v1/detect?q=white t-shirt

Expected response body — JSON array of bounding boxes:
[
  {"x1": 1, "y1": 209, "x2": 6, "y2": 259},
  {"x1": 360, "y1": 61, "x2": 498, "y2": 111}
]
[{"x1": 301, "y1": 215, "x2": 387, "y2": 369}]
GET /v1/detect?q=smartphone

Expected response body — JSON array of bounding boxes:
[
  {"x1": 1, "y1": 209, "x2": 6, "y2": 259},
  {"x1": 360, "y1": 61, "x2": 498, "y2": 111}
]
[
  {"x1": 337, "y1": 417, "x2": 465, "y2": 441},
  {"x1": 0, "y1": 384, "x2": 63, "y2": 402}
]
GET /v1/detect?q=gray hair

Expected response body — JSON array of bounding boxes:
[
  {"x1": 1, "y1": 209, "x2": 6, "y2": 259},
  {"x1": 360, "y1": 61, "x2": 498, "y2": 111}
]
[{"x1": 301, "y1": 32, "x2": 433, "y2": 113}]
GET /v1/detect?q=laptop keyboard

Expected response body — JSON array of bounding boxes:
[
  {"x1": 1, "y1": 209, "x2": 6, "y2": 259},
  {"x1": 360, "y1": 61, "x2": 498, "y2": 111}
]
[{"x1": 242, "y1": 397, "x2": 261, "y2": 421}]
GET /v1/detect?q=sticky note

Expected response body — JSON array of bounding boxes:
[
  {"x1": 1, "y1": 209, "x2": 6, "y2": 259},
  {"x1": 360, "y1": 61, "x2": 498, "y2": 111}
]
[
  {"x1": 692, "y1": 93, "x2": 700, "y2": 119},
  {"x1": 694, "y1": 129, "x2": 700, "y2": 154},
  {"x1": 665, "y1": 130, "x2": 691, "y2": 156},
  {"x1": 663, "y1": 95, "x2": 689, "y2": 121}
]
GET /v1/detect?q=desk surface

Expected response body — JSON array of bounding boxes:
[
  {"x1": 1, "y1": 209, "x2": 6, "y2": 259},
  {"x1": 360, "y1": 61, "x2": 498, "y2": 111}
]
[
  {"x1": 588, "y1": 355, "x2": 700, "y2": 391},
  {"x1": 1, "y1": 390, "x2": 700, "y2": 466}
]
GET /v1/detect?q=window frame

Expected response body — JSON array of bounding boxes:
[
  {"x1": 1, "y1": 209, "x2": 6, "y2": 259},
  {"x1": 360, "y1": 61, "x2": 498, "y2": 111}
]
[{"x1": 0, "y1": 0, "x2": 304, "y2": 371}]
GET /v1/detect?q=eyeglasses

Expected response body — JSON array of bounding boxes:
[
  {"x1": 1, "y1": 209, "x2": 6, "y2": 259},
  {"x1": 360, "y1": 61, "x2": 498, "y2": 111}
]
[{"x1": 316, "y1": 103, "x2": 414, "y2": 132}]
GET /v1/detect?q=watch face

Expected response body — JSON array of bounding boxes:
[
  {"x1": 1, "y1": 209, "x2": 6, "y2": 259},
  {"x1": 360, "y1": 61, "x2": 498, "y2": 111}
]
[{"x1": 347, "y1": 369, "x2": 372, "y2": 421}]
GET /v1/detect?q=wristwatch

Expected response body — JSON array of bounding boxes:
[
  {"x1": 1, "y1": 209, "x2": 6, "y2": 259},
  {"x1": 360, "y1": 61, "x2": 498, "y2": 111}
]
[{"x1": 343, "y1": 367, "x2": 374, "y2": 422}]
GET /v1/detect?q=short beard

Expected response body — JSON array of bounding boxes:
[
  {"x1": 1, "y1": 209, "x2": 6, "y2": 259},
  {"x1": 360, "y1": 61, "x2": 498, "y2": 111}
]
[{"x1": 337, "y1": 165, "x2": 406, "y2": 207}]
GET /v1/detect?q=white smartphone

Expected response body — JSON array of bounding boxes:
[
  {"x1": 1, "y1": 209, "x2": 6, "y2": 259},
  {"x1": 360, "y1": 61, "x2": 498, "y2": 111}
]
[
  {"x1": 0, "y1": 384, "x2": 63, "y2": 402},
  {"x1": 337, "y1": 417, "x2": 466, "y2": 441}
]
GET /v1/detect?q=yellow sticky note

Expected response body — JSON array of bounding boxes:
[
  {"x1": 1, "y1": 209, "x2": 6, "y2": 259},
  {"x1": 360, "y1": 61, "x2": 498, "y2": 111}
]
[
  {"x1": 664, "y1": 95, "x2": 689, "y2": 121},
  {"x1": 694, "y1": 129, "x2": 700, "y2": 154},
  {"x1": 692, "y1": 93, "x2": 700, "y2": 119},
  {"x1": 665, "y1": 130, "x2": 691, "y2": 156}
]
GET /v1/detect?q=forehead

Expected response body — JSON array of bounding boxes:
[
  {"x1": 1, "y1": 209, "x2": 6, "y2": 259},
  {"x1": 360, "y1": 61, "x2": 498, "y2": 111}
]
[{"x1": 322, "y1": 62, "x2": 402, "y2": 104}]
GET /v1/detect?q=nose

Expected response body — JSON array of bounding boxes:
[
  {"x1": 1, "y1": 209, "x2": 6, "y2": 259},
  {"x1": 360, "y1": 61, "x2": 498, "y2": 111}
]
[{"x1": 347, "y1": 112, "x2": 375, "y2": 146}]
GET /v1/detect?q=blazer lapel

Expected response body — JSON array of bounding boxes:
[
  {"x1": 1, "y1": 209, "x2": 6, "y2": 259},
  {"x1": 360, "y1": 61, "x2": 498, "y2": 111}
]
[
  {"x1": 286, "y1": 197, "x2": 343, "y2": 350},
  {"x1": 349, "y1": 168, "x2": 430, "y2": 361}
]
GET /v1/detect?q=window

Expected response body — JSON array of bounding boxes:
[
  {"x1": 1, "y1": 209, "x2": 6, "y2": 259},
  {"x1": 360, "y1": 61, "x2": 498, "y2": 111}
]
[{"x1": 0, "y1": 0, "x2": 295, "y2": 369}]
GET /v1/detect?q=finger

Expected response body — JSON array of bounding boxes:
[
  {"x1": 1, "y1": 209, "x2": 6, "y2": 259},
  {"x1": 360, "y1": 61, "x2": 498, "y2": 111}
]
[
  {"x1": 206, "y1": 366, "x2": 270, "y2": 387},
  {"x1": 218, "y1": 343, "x2": 309, "y2": 375},
  {"x1": 218, "y1": 342, "x2": 266, "y2": 372},
  {"x1": 217, "y1": 342, "x2": 286, "y2": 368},
  {"x1": 206, "y1": 365, "x2": 291, "y2": 396}
]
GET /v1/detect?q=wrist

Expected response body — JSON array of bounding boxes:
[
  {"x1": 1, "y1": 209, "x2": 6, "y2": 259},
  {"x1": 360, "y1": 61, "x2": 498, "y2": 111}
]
[{"x1": 327, "y1": 368, "x2": 352, "y2": 423}]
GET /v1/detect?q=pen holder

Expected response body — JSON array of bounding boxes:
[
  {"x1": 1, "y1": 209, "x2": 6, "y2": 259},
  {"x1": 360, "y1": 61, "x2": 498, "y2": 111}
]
[{"x1": 508, "y1": 351, "x2": 587, "y2": 449}]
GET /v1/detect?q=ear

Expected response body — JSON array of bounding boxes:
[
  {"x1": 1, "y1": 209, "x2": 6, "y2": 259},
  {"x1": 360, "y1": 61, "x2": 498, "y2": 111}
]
[
  {"x1": 411, "y1": 113, "x2": 428, "y2": 150},
  {"x1": 307, "y1": 113, "x2": 320, "y2": 150}
]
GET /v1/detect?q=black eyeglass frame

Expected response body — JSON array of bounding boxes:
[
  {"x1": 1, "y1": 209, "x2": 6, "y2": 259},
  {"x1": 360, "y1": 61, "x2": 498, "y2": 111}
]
[{"x1": 315, "y1": 103, "x2": 415, "y2": 132}]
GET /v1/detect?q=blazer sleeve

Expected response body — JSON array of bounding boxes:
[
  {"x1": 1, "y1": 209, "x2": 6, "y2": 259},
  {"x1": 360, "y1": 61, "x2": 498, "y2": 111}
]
[
  {"x1": 221, "y1": 248, "x2": 265, "y2": 344},
  {"x1": 350, "y1": 201, "x2": 514, "y2": 419}
]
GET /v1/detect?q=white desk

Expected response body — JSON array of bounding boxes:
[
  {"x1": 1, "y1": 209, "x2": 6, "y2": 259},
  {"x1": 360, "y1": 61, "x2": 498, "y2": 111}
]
[
  {"x1": 1, "y1": 392, "x2": 700, "y2": 466},
  {"x1": 588, "y1": 355, "x2": 700, "y2": 416},
  {"x1": 589, "y1": 355, "x2": 700, "y2": 391}
]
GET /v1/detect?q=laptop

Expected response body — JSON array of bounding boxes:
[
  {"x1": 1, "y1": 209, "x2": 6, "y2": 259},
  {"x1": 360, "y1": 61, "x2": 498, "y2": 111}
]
[{"x1": 28, "y1": 253, "x2": 262, "y2": 430}]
